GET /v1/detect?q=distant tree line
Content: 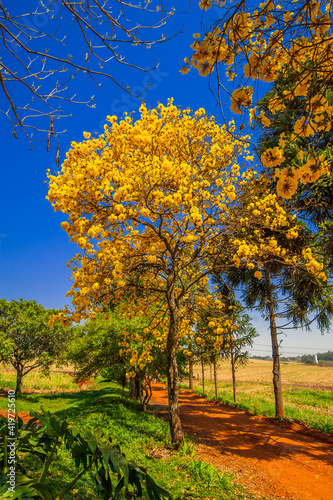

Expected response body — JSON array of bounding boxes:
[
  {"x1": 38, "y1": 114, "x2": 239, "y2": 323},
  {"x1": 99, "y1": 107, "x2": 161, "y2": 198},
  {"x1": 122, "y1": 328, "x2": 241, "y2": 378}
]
[
  {"x1": 251, "y1": 352, "x2": 333, "y2": 363},
  {"x1": 300, "y1": 351, "x2": 333, "y2": 363}
]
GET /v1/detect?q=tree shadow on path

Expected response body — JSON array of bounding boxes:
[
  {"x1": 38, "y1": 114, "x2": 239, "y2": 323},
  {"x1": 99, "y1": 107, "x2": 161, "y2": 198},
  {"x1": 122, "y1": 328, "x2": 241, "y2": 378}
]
[{"x1": 153, "y1": 384, "x2": 333, "y2": 466}]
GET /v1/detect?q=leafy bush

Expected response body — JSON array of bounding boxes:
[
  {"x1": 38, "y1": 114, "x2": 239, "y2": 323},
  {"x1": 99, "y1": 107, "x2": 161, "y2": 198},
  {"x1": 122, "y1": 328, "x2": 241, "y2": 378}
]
[{"x1": 0, "y1": 409, "x2": 170, "y2": 499}]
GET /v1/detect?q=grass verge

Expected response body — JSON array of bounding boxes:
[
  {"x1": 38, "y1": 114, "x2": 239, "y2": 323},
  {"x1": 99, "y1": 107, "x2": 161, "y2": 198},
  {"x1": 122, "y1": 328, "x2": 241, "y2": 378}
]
[{"x1": 181, "y1": 381, "x2": 333, "y2": 435}]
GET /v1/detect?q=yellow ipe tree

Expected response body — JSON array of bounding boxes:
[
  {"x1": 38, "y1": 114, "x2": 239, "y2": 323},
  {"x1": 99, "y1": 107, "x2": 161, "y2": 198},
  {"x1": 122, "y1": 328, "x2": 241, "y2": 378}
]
[
  {"x1": 47, "y1": 101, "x2": 255, "y2": 443},
  {"x1": 184, "y1": 0, "x2": 333, "y2": 196},
  {"x1": 47, "y1": 101, "x2": 323, "y2": 442}
]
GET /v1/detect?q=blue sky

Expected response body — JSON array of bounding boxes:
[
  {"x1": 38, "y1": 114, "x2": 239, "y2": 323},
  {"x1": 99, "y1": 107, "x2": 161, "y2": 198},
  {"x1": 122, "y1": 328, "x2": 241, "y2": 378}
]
[{"x1": 1, "y1": 0, "x2": 331, "y2": 357}]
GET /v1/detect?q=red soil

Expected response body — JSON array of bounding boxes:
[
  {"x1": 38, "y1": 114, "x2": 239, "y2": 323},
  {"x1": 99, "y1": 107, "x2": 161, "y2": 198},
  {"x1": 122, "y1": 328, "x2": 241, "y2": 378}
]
[
  {"x1": 0, "y1": 411, "x2": 33, "y2": 425},
  {"x1": 151, "y1": 382, "x2": 333, "y2": 500},
  {"x1": 67, "y1": 372, "x2": 95, "y2": 388}
]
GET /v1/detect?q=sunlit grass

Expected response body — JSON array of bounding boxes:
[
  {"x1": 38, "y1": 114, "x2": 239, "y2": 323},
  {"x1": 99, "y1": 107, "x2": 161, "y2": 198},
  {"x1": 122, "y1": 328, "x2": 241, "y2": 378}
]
[{"x1": 0, "y1": 367, "x2": 79, "y2": 393}]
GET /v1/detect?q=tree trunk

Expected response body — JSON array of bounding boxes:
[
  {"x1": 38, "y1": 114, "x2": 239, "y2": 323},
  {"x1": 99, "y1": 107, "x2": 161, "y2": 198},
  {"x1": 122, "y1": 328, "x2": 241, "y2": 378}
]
[
  {"x1": 137, "y1": 377, "x2": 143, "y2": 400},
  {"x1": 189, "y1": 357, "x2": 194, "y2": 391},
  {"x1": 230, "y1": 348, "x2": 237, "y2": 404},
  {"x1": 15, "y1": 364, "x2": 23, "y2": 393},
  {"x1": 166, "y1": 286, "x2": 183, "y2": 445},
  {"x1": 265, "y1": 267, "x2": 284, "y2": 418},
  {"x1": 213, "y1": 359, "x2": 218, "y2": 398},
  {"x1": 201, "y1": 359, "x2": 205, "y2": 396},
  {"x1": 121, "y1": 373, "x2": 127, "y2": 393},
  {"x1": 140, "y1": 376, "x2": 152, "y2": 412},
  {"x1": 129, "y1": 377, "x2": 137, "y2": 399}
]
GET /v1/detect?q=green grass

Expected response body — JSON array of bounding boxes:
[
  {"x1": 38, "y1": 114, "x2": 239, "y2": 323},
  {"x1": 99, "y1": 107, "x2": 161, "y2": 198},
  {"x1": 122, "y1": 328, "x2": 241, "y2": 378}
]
[
  {"x1": 186, "y1": 459, "x2": 235, "y2": 491},
  {"x1": 1, "y1": 378, "x2": 258, "y2": 499},
  {"x1": 0, "y1": 373, "x2": 16, "y2": 390},
  {"x1": 182, "y1": 381, "x2": 333, "y2": 435},
  {"x1": 284, "y1": 388, "x2": 333, "y2": 408}
]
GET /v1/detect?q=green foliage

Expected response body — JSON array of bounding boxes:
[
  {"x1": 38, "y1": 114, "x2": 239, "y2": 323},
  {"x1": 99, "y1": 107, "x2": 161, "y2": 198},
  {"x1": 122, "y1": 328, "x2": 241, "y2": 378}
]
[
  {"x1": 299, "y1": 352, "x2": 333, "y2": 364},
  {"x1": 284, "y1": 388, "x2": 333, "y2": 408},
  {"x1": 317, "y1": 350, "x2": 333, "y2": 362},
  {"x1": 66, "y1": 310, "x2": 188, "y2": 412},
  {"x1": 318, "y1": 219, "x2": 333, "y2": 273},
  {"x1": 0, "y1": 333, "x2": 14, "y2": 363},
  {"x1": 224, "y1": 310, "x2": 258, "y2": 368},
  {"x1": 0, "y1": 299, "x2": 70, "y2": 393},
  {"x1": 0, "y1": 409, "x2": 170, "y2": 499},
  {"x1": 178, "y1": 438, "x2": 195, "y2": 459},
  {"x1": 67, "y1": 310, "x2": 168, "y2": 383},
  {"x1": 66, "y1": 312, "x2": 129, "y2": 385}
]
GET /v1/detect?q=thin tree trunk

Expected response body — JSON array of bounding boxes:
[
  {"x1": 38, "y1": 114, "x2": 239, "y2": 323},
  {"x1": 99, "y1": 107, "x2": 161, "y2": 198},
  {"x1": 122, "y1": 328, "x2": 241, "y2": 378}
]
[
  {"x1": 213, "y1": 360, "x2": 218, "y2": 398},
  {"x1": 189, "y1": 358, "x2": 194, "y2": 391},
  {"x1": 166, "y1": 286, "x2": 183, "y2": 445},
  {"x1": 137, "y1": 377, "x2": 142, "y2": 400},
  {"x1": 265, "y1": 267, "x2": 284, "y2": 418},
  {"x1": 230, "y1": 348, "x2": 237, "y2": 404},
  {"x1": 129, "y1": 377, "x2": 137, "y2": 399},
  {"x1": 201, "y1": 359, "x2": 205, "y2": 396},
  {"x1": 121, "y1": 373, "x2": 127, "y2": 393},
  {"x1": 141, "y1": 376, "x2": 152, "y2": 412},
  {"x1": 15, "y1": 364, "x2": 23, "y2": 394}
]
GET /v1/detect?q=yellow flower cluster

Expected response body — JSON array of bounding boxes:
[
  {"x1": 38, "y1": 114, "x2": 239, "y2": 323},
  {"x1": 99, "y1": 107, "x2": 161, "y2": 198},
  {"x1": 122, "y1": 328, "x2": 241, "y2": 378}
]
[
  {"x1": 230, "y1": 87, "x2": 253, "y2": 114},
  {"x1": 274, "y1": 157, "x2": 330, "y2": 199},
  {"x1": 185, "y1": 0, "x2": 333, "y2": 197},
  {"x1": 302, "y1": 248, "x2": 327, "y2": 281},
  {"x1": 261, "y1": 147, "x2": 285, "y2": 168}
]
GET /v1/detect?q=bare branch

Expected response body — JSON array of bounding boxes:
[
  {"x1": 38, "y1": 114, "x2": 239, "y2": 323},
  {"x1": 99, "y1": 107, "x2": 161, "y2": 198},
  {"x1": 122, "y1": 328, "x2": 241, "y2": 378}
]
[{"x1": 0, "y1": 0, "x2": 178, "y2": 147}]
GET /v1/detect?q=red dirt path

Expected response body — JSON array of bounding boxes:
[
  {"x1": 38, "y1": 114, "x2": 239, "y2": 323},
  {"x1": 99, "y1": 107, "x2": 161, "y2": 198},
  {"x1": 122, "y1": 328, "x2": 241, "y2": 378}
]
[{"x1": 151, "y1": 383, "x2": 333, "y2": 500}]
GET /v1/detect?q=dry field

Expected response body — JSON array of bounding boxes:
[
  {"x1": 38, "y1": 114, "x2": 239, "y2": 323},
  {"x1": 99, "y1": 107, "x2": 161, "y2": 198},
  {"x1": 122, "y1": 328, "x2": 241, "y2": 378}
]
[
  {"x1": 189, "y1": 360, "x2": 333, "y2": 433},
  {"x1": 194, "y1": 359, "x2": 333, "y2": 388},
  {"x1": 0, "y1": 364, "x2": 78, "y2": 392}
]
